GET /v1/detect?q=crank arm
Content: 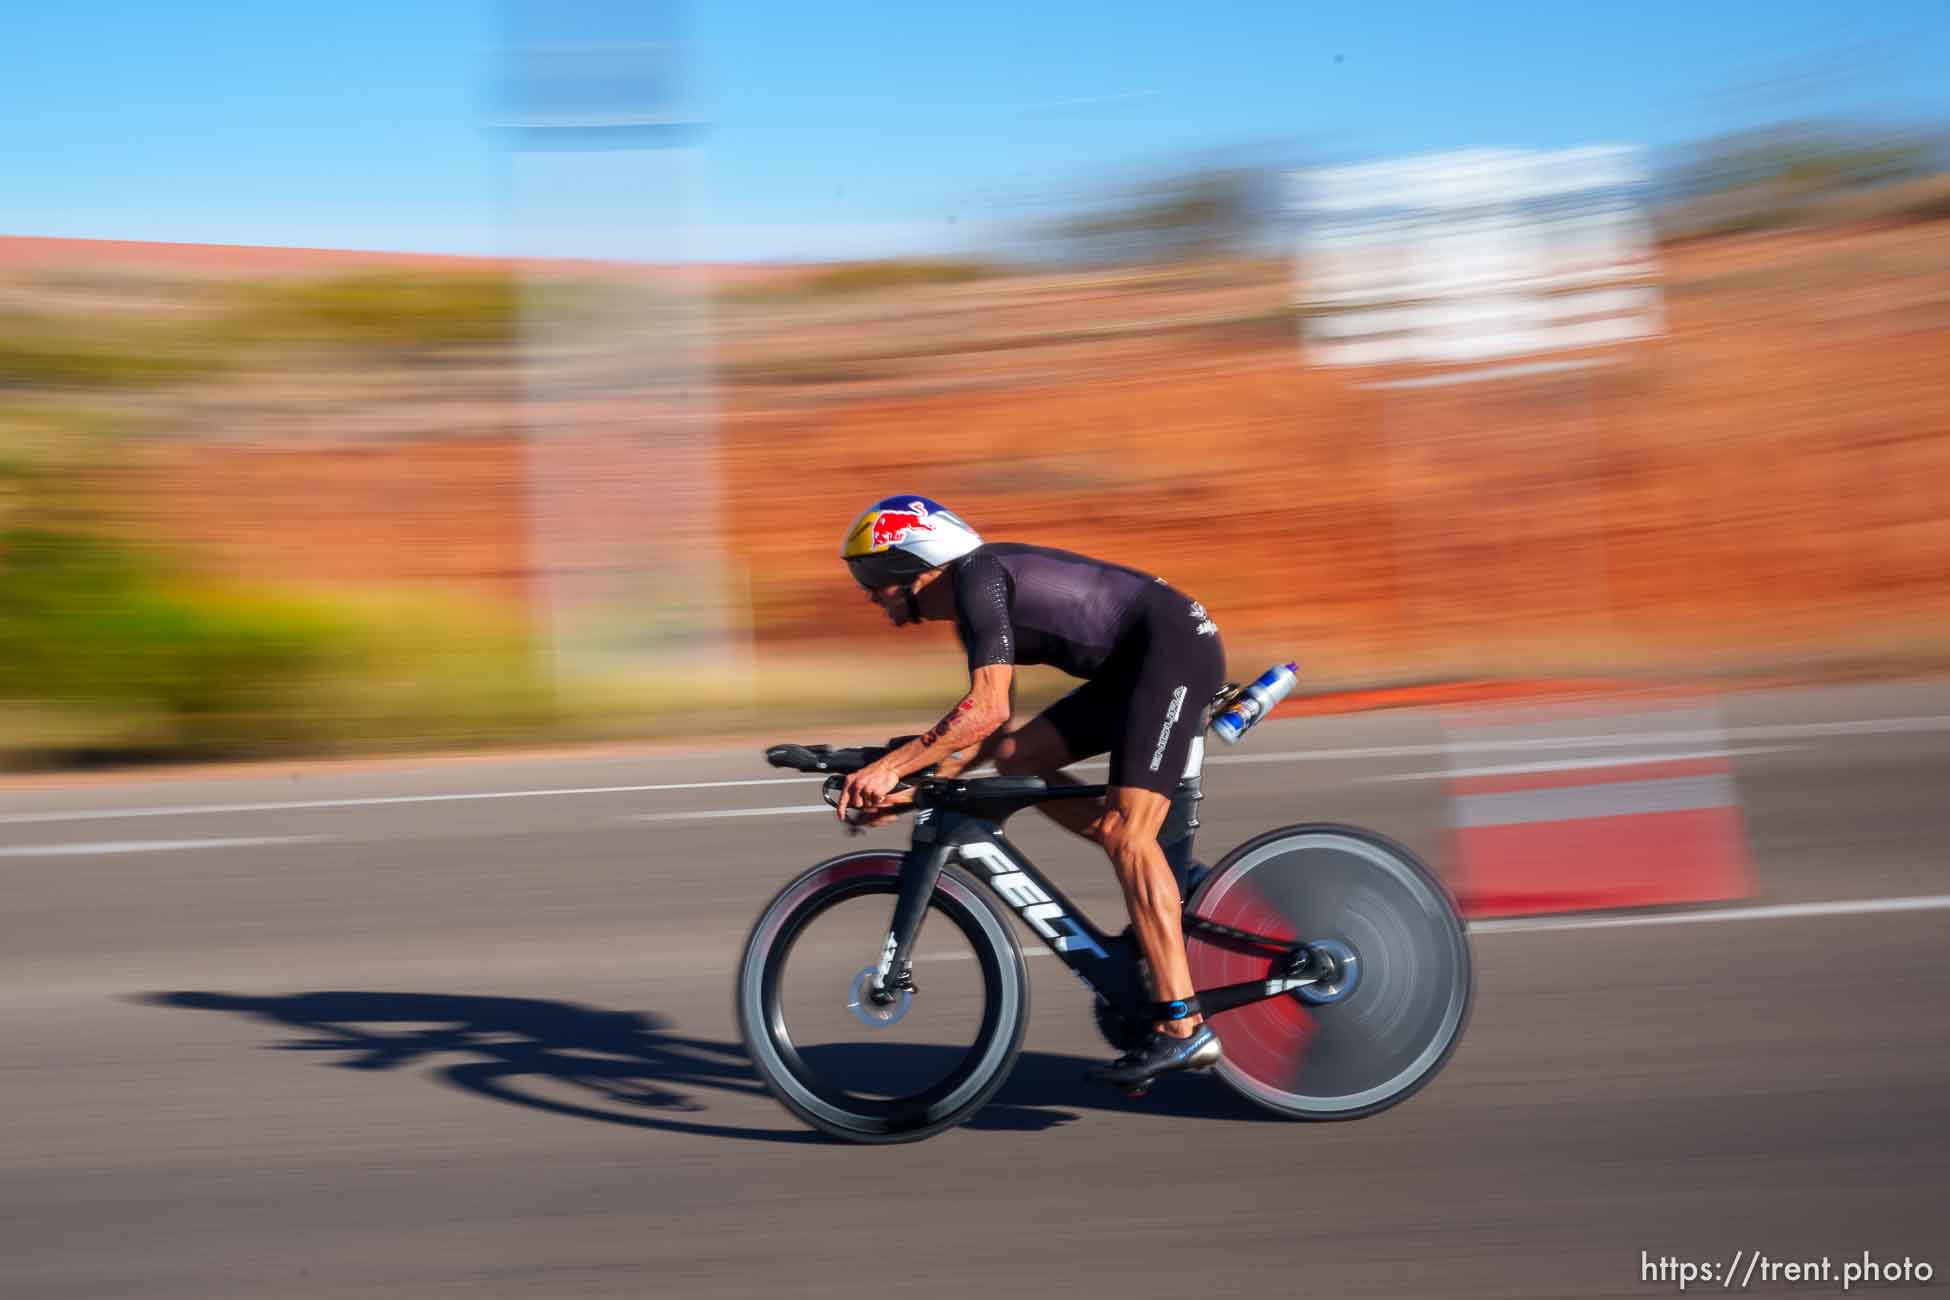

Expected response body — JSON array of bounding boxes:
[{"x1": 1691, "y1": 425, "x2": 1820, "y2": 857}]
[
  {"x1": 1166, "y1": 972, "x2": 1323, "y2": 1020},
  {"x1": 1168, "y1": 938, "x2": 1357, "y2": 1018},
  {"x1": 1182, "y1": 912, "x2": 1299, "y2": 957},
  {"x1": 1170, "y1": 970, "x2": 1326, "y2": 1021}
]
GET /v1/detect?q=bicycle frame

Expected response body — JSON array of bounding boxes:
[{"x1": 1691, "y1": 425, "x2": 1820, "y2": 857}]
[
  {"x1": 753, "y1": 706, "x2": 1469, "y2": 1137},
  {"x1": 868, "y1": 782, "x2": 1330, "y2": 1023}
]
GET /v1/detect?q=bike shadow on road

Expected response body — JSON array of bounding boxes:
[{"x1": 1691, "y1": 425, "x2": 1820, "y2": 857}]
[{"x1": 140, "y1": 990, "x2": 1271, "y2": 1144}]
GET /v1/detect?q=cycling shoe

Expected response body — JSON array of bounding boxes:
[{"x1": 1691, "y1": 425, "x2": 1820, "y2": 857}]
[{"x1": 1086, "y1": 1024, "x2": 1222, "y2": 1091}]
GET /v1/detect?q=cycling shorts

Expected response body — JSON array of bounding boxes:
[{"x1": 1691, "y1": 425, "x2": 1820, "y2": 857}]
[{"x1": 1039, "y1": 586, "x2": 1225, "y2": 796}]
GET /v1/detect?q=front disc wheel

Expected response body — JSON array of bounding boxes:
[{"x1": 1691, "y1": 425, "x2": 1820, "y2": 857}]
[{"x1": 736, "y1": 854, "x2": 1028, "y2": 1143}]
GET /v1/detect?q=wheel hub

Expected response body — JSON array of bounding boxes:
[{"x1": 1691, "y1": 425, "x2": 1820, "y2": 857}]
[
  {"x1": 1293, "y1": 938, "x2": 1361, "y2": 1006},
  {"x1": 846, "y1": 966, "x2": 913, "y2": 1028}
]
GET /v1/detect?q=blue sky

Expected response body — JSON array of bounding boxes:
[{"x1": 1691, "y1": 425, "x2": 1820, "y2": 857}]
[{"x1": 3, "y1": 1, "x2": 1945, "y2": 261}]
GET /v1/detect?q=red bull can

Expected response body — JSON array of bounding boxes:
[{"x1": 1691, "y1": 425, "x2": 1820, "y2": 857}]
[{"x1": 1211, "y1": 662, "x2": 1299, "y2": 744}]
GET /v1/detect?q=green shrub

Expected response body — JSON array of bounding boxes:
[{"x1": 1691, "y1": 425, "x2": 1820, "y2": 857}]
[
  {"x1": 303, "y1": 588, "x2": 557, "y2": 751},
  {"x1": 0, "y1": 323, "x2": 220, "y2": 390},
  {"x1": 0, "y1": 528, "x2": 554, "y2": 763},
  {"x1": 0, "y1": 530, "x2": 357, "y2": 754},
  {"x1": 723, "y1": 260, "x2": 1000, "y2": 304},
  {"x1": 804, "y1": 259, "x2": 995, "y2": 294},
  {"x1": 221, "y1": 272, "x2": 522, "y2": 349}
]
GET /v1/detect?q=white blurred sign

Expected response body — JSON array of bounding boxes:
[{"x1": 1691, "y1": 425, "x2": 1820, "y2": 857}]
[
  {"x1": 503, "y1": 0, "x2": 749, "y2": 695},
  {"x1": 1293, "y1": 147, "x2": 1663, "y2": 368}
]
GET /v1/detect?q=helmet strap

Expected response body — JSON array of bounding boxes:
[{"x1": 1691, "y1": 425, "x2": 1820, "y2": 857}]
[{"x1": 902, "y1": 582, "x2": 922, "y2": 624}]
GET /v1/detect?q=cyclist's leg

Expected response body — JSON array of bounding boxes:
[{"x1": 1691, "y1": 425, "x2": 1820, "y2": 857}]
[
  {"x1": 1092, "y1": 784, "x2": 1199, "y2": 1030},
  {"x1": 1081, "y1": 783, "x2": 1223, "y2": 1090},
  {"x1": 1096, "y1": 602, "x2": 1226, "y2": 1036},
  {"x1": 992, "y1": 682, "x2": 1116, "y2": 839}
]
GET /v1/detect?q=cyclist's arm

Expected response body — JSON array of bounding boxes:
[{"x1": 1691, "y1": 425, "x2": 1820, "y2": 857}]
[
  {"x1": 881, "y1": 664, "x2": 1013, "y2": 779},
  {"x1": 888, "y1": 551, "x2": 1017, "y2": 777},
  {"x1": 837, "y1": 554, "x2": 1015, "y2": 822}
]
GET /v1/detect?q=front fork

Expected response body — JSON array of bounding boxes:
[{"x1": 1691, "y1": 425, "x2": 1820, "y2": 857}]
[{"x1": 870, "y1": 825, "x2": 948, "y2": 1003}]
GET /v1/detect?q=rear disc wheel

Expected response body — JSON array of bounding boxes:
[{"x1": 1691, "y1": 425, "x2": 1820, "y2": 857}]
[{"x1": 1186, "y1": 825, "x2": 1471, "y2": 1120}]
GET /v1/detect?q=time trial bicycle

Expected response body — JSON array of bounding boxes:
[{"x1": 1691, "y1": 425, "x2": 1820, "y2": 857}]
[{"x1": 737, "y1": 686, "x2": 1472, "y2": 1143}]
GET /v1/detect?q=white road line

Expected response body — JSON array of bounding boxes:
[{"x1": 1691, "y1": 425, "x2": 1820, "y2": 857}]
[
  {"x1": 626, "y1": 805, "x2": 832, "y2": 823},
  {"x1": 1365, "y1": 746, "x2": 1798, "y2": 782},
  {"x1": 2, "y1": 712, "x2": 1944, "y2": 827},
  {"x1": 1213, "y1": 719, "x2": 1948, "y2": 769},
  {"x1": 1469, "y1": 893, "x2": 1950, "y2": 934},
  {"x1": 629, "y1": 770, "x2": 1753, "y2": 829},
  {"x1": 1207, "y1": 738, "x2": 1759, "y2": 769},
  {"x1": 1452, "y1": 774, "x2": 1738, "y2": 826},
  {"x1": 0, "y1": 836, "x2": 322, "y2": 858},
  {"x1": 1727, "y1": 715, "x2": 1950, "y2": 740},
  {"x1": 922, "y1": 891, "x2": 1950, "y2": 962},
  {"x1": 0, "y1": 777, "x2": 818, "y2": 827}
]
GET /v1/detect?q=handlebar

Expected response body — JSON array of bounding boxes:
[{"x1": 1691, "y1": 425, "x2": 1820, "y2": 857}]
[
  {"x1": 769, "y1": 676, "x2": 1262, "y2": 824},
  {"x1": 767, "y1": 736, "x2": 1112, "y2": 822},
  {"x1": 764, "y1": 736, "x2": 921, "y2": 775},
  {"x1": 765, "y1": 738, "x2": 926, "y2": 822},
  {"x1": 768, "y1": 682, "x2": 1258, "y2": 780}
]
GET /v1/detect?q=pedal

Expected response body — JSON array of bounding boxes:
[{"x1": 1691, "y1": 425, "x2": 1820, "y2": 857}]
[{"x1": 1080, "y1": 1065, "x2": 1153, "y2": 1098}]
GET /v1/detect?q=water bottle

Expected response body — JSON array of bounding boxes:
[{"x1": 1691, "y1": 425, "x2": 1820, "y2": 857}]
[{"x1": 1211, "y1": 662, "x2": 1299, "y2": 744}]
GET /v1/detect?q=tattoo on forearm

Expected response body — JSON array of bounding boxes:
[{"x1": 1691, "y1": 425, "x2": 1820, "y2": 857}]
[{"x1": 920, "y1": 698, "x2": 976, "y2": 748}]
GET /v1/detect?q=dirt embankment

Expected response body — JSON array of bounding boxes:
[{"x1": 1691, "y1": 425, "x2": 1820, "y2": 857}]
[{"x1": 22, "y1": 223, "x2": 1950, "y2": 686}]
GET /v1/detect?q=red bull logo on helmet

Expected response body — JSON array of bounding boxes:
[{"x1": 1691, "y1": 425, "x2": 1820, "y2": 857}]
[
  {"x1": 842, "y1": 494, "x2": 976, "y2": 567},
  {"x1": 869, "y1": 500, "x2": 936, "y2": 550}
]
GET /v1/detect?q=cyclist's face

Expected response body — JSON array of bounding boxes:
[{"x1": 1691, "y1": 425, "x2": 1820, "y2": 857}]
[
  {"x1": 866, "y1": 581, "x2": 915, "y2": 626},
  {"x1": 864, "y1": 567, "x2": 946, "y2": 626}
]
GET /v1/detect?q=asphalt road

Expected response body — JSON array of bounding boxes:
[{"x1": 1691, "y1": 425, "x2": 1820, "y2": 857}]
[{"x1": 4, "y1": 680, "x2": 1948, "y2": 1298}]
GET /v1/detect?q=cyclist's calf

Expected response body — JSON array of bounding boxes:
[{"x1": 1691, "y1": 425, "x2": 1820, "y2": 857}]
[{"x1": 1091, "y1": 793, "x2": 1179, "y2": 907}]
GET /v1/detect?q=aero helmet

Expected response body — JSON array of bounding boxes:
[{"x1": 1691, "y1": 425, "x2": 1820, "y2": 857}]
[{"x1": 841, "y1": 495, "x2": 983, "y2": 590}]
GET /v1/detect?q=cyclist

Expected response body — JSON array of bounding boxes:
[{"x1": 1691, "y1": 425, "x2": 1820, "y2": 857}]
[{"x1": 834, "y1": 494, "x2": 1226, "y2": 1090}]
